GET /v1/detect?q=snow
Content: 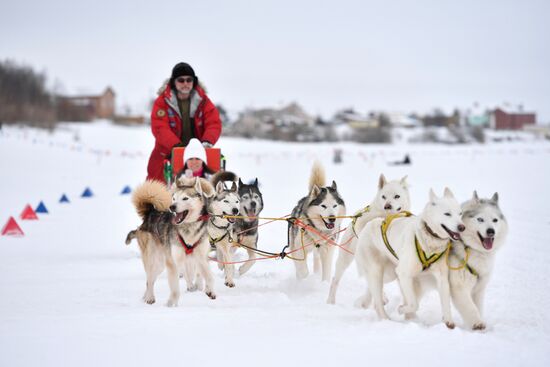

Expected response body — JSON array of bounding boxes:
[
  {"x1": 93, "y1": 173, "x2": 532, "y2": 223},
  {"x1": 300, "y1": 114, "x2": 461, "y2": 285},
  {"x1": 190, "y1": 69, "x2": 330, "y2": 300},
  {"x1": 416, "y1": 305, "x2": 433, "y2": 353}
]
[{"x1": 1, "y1": 122, "x2": 550, "y2": 366}]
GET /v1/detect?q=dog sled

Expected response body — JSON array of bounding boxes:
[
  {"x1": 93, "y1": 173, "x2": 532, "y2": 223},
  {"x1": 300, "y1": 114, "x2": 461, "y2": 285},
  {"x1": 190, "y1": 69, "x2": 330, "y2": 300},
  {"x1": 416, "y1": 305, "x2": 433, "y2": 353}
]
[{"x1": 163, "y1": 146, "x2": 226, "y2": 185}]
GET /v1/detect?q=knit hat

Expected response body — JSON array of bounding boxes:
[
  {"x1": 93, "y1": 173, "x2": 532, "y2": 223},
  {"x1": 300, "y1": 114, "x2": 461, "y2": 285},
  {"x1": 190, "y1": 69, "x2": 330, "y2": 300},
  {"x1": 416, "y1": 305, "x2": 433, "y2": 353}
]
[
  {"x1": 183, "y1": 138, "x2": 207, "y2": 164},
  {"x1": 171, "y1": 62, "x2": 196, "y2": 79}
]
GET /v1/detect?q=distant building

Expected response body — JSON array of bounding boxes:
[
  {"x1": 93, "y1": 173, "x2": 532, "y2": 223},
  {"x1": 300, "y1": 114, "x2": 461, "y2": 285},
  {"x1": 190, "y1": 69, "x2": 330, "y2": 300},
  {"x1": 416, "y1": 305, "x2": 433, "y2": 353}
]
[
  {"x1": 490, "y1": 107, "x2": 536, "y2": 130},
  {"x1": 56, "y1": 87, "x2": 115, "y2": 121}
]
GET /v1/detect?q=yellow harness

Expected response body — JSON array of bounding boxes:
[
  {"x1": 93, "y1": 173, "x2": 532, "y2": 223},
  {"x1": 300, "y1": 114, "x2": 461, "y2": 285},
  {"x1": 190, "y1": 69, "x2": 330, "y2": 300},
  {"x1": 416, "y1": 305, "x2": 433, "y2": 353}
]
[
  {"x1": 446, "y1": 245, "x2": 479, "y2": 277},
  {"x1": 380, "y1": 211, "x2": 449, "y2": 271},
  {"x1": 351, "y1": 205, "x2": 370, "y2": 238}
]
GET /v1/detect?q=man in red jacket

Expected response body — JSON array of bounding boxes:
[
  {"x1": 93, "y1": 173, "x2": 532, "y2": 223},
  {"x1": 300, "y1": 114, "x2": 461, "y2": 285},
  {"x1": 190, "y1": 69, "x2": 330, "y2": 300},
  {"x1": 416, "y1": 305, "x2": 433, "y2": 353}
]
[{"x1": 146, "y1": 62, "x2": 222, "y2": 182}]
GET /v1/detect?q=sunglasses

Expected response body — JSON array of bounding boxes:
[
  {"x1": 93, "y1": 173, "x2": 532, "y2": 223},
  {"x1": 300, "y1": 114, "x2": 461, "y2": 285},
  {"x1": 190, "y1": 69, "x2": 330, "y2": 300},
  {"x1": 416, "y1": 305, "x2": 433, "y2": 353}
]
[{"x1": 176, "y1": 77, "x2": 194, "y2": 83}]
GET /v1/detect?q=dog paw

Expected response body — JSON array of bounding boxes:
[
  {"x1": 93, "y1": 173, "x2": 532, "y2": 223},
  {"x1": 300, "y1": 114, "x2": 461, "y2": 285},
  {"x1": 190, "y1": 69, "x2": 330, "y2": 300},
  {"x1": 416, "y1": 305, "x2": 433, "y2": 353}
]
[
  {"x1": 187, "y1": 285, "x2": 198, "y2": 292},
  {"x1": 398, "y1": 304, "x2": 413, "y2": 315},
  {"x1": 404, "y1": 312, "x2": 416, "y2": 320},
  {"x1": 206, "y1": 292, "x2": 217, "y2": 300},
  {"x1": 166, "y1": 299, "x2": 178, "y2": 307},
  {"x1": 472, "y1": 322, "x2": 486, "y2": 331},
  {"x1": 143, "y1": 297, "x2": 155, "y2": 305},
  {"x1": 225, "y1": 281, "x2": 235, "y2": 288},
  {"x1": 445, "y1": 321, "x2": 455, "y2": 330}
]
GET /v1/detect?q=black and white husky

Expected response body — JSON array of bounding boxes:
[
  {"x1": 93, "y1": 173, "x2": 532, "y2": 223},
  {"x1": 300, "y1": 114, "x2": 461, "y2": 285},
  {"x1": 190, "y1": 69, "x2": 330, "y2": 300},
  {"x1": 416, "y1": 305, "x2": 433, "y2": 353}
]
[
  {"x1": 234, "y1": 178, "x2": 264, "y2": 276},
  {"x1": 125, "y1": 177, "x2": 216, "y2": 306},
  {"x1": 288, "y1": 162, "x2": 346, "y2": 281},
  {"x1": 448, "y1": 192, "x2": 508, "y2": 330},
  {"x1": 207, "y1": 174, "x2": 240, "y2": 288}
]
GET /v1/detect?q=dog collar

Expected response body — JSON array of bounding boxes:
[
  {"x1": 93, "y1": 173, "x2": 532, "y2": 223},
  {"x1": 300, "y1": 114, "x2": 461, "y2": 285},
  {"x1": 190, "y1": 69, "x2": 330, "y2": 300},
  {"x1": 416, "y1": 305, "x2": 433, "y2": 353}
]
[
  {"x1": 210, "y1": 216, "x2": 230, "y2": 230},
  {"x1": 177, "y1": 233, "x2": 200, "y2": 255},
  {"x1": 423, "y1": 221, "x2": 443, "y2": 240}
]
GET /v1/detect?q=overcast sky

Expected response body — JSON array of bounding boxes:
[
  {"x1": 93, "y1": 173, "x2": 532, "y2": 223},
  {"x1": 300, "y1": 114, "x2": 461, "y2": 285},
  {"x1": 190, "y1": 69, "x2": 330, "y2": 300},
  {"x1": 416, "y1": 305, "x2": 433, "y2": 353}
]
[{"x1": 1, "y1": 0, "x2": 549, "y2": 121}]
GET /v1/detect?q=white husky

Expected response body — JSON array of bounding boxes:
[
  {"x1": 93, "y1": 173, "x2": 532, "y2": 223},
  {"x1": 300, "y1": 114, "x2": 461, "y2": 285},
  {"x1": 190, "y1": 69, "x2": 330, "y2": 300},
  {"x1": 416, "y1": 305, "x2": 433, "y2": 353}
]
[
  {"x1": 327, "y1": 174, "x2": 410, "y2": 304},
  {"x1": 448, "y1": 192, "x2": 508, "y2": 330},
  {"x1": 355, "y1": 188, "x2": 464, "y2": 328}
]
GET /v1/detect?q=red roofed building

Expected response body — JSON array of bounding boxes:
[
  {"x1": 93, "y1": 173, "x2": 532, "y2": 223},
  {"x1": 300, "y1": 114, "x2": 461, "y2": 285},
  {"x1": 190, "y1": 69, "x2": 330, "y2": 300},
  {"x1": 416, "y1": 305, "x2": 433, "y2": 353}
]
[{"x1": 491, "y1": 107, "x2": 536, "y2": 130}]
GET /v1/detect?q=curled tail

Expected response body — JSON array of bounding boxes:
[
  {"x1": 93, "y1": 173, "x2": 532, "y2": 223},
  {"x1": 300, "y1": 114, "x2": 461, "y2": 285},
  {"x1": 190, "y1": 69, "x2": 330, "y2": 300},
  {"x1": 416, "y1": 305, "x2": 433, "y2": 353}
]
[
  {"x1": 308, "y1": 161, "x2": 326, "y2": 192},
  {"x1": 132, "y1": 180, "x2": 171, "y2": 220},
  {"x1": 211, "y1": 171, "x2": 238, "y2": 189}
]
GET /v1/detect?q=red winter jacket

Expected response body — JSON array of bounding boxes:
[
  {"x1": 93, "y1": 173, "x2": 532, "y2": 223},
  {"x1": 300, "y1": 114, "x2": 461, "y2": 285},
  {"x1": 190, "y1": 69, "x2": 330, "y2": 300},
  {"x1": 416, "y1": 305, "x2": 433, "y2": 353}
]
[{"x1": 146, "y1": 83, "x2": 222, "y2": 182}]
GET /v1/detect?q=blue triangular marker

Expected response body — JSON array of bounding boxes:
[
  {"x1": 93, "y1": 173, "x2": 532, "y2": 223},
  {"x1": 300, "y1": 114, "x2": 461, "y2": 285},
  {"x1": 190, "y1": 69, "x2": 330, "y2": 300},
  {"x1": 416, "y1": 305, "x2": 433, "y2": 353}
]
[
  {"x1": 120, "y1": 186, "x2": 131, "y2": 195},
  {"x1": 59, "y1": 194, "x2": 70, "y2": 203},
  {"x1": 35, "y1": 201, "x2": 49, "y2": 213},
  {"x1": 81, "y1": 187, "x2": 94, "y2": 198}
]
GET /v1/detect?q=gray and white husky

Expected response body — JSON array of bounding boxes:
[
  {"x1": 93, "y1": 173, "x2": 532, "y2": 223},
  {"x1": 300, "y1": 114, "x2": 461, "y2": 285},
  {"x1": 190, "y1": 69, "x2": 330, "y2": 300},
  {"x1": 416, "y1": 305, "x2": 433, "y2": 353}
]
[
  {"x1": 235, "y1": 178, "x2": 264, "y2": 276},
  {"x1": 288, "y1": 162, "x2": 346, "y2": 281},
  {"x1": 125, "y1": 177, "x2": 216, "y2": 306},
  {"x1": 327, "y1": 174, "x2": 411, "y2": 304},
  {"x1": 207, "y1": 177, "x2": 241, "y2": 288},
  {"x1": 448, "y1": 191, "x2": 508, "y2": 330},
  {"x1": 355, "y1": 188, "x2": 464, "y2": 328}
]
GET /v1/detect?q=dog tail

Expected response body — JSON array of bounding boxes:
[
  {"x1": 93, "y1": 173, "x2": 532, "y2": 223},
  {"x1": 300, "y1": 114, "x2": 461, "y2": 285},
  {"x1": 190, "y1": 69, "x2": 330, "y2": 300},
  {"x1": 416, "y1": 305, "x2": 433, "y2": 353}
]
[
  {"x1": 125, "y1": 230, "x2": 137, "y2": 245},
  {"x1": 132, "y1": 180, "x2": 171, "y2": 220},
  {"x1": 308, "y1": 161, "x2": 326, "y2": 192},
  {"x1": 211, "y1": 171, "x2": 238, "y2": 189}
]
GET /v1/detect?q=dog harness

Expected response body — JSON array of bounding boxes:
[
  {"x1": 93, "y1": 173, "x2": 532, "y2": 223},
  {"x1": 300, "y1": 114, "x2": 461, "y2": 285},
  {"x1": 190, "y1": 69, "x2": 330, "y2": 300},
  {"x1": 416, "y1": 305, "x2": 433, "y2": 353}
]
[
  {"x1": 209, "y1": 232, "x2": 233, "y2": 247},
  {"x1": 380, "y1": 211, "x2": 449, "y2": 271},
  {"x1": 446, "y1": 245, "x2": 479, "y2": 277},
  {"x1": 177, "y1": 233, "x2": 200, "y2": 255},
  {"x1": 176, "y1": 214, "x2": 210, "y2": 255},
  {"x1": 351, "y1": 205, "x2": 370, "y2": 237}
]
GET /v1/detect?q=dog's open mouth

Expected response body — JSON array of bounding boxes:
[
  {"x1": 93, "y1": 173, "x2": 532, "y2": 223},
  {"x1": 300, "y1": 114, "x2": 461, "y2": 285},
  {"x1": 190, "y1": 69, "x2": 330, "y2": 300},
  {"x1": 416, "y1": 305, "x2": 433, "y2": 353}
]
[
  {"x1": 477, "y1": 232, "x2": 494, "y2": 250},
  {"x1": 322, "y1": 217, "x2": 336, "y2": 229},
  {"x1": 172, "y1": 210, "x2": 189, "y2": 225},
  {"x1": 223, "y1": 212, "x2": 236, "y2": 223},
  {"x1": 441, "y1": 224, "x2": 461, "y2": 241},
  {"x1": 244, "y1": 207, "x2": 256, "y2": 219}
]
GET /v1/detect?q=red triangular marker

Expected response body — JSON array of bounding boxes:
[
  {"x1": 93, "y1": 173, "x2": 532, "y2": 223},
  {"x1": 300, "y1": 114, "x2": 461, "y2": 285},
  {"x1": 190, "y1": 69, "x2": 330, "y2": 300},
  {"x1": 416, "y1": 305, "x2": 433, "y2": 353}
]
[
  {"x1": 2, "y1": 217, "x2": 25, "y2": 236},
  {"x1": 20, "y1": 204, "x2": 39, "y2": 220}
]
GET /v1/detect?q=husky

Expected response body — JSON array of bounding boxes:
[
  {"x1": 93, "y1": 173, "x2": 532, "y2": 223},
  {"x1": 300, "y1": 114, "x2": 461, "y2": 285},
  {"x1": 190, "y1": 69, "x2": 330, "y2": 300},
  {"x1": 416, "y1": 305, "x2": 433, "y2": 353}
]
[
  {"x1": 234, "y1": 178, "x2": 264, "y2": 276},
  {"x1": 207, "y1": 174, "x2": 241, "y2": 287},
  {"x1": 448, "y1": 192, "x2": 508, "y2": 330},
  {"x1": 125, "y1": 177, "x2": 216, "y2": 306},
  {"x1": 288, "y1": 162, "x2": 346, "y2": 281},
  {"x1": 355, "y1": 188, "x2": 465, "y2": 328},
  {"x1": 327, "y1": 174, "x2": 410, "y2": 304}
]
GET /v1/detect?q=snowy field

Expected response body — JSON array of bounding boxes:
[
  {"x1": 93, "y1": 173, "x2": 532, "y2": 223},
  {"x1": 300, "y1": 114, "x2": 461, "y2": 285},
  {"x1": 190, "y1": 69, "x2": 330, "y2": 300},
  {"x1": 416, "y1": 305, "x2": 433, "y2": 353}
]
[{"x1": 1, "y1": 121, "x2": 550, "y2": 366}]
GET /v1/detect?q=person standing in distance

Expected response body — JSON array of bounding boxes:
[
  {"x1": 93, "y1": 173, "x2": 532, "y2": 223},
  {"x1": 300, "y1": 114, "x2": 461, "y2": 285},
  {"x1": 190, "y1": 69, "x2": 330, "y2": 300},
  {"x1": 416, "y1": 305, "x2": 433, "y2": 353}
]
[{"x1": 146, "y1": 62, "x2": 222, "y2": 183}]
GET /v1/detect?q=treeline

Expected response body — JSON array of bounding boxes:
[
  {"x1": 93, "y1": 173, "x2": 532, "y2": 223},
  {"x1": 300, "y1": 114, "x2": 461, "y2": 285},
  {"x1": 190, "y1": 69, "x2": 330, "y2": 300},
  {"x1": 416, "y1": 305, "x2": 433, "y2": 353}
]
[{"x1": 0, "y1": 60, "x2": 56, "y2": 125}]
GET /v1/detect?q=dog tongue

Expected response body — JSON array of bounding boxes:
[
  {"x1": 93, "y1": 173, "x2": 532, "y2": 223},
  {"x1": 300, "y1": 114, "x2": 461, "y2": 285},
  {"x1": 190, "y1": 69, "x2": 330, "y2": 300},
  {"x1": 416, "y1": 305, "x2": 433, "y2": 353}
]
[
  {"x1": 482, "y1": 237, "x2": 494, "y2": 250},
  {"x1": 172, "y1": 212, "x2": 184, "y2": 225},
  {"x1": 326, "y1": 223, "x2": 335, "y2": 229}
]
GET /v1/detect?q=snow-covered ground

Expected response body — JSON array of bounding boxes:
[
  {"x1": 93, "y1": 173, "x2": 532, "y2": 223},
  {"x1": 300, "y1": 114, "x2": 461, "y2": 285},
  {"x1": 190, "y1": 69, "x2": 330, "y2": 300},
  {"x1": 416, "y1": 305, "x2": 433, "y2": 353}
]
[{"x1": 1, "y1": 122, "x2": 549, "y2": 366}]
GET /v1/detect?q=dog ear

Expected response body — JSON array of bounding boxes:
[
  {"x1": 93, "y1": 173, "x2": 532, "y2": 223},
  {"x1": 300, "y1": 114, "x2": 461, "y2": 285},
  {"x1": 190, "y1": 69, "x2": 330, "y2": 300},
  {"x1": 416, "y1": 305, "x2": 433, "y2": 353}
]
[
  {"x1": 400, "y1": 175, "x2": 408, "y2": 188},
  {"x1": 310, "y1": 184, "x2": 321, "y2": 198},
  {"x1": 443, "y1": 187, "x2": 455, "y2": 199},
  {"x1": 253, "y1": 178, "x2": 258, "y2": 187},
  {"x1": 378, "y1": 174, "x2": 387, "y2": 189},
  {"x1": 193, "y1": 177, "x2": 203, "y2": 195},
  {"x1": 238, "y1": 178, "x2": 244, "y2": 188},
  {"x1": 491, "y1": 192, "x2": 499, "y2": 204},
  {"x1": 429, "y1": 188, "x2": 437, "y2": 203},
  {"x1": 216, "y1": 181, "x2": 225, "y2": 193},
  {"x1": 472, "y1": 190, "x2": 480, "y2": 202},
  {"x1": 331, "y1": 180, "x2": 337, "y2": 190},
  {"x1": 199, "y1": 178, "x2": 215, "y2": 198},
  {"x1": 230, "y1": 181, "x2": 238, "y2": 192}
]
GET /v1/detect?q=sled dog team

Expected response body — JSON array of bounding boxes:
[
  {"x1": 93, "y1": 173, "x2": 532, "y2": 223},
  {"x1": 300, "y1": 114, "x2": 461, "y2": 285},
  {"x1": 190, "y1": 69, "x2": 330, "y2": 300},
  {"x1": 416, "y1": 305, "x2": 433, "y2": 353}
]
[{"x1": 126, "y1": 162, "x2": 508, "y2": 331}]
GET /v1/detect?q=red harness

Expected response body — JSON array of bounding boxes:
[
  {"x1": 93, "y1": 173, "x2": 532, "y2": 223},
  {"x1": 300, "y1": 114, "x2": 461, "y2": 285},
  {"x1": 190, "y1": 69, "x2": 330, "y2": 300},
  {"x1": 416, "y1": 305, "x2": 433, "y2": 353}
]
[{"x1": 177, "y1": 214, "x2": 209, "y2": 254}]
